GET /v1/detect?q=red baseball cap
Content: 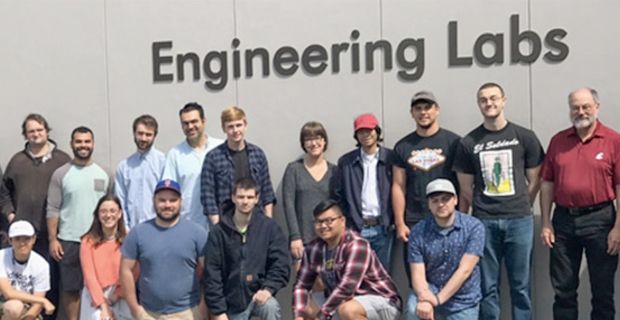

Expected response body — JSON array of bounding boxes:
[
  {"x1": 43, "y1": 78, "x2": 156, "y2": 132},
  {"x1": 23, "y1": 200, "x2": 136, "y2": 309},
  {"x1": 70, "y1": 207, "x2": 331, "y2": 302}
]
[{"x1": 353, "y1": 113, "x2": 379, "y2": 131}]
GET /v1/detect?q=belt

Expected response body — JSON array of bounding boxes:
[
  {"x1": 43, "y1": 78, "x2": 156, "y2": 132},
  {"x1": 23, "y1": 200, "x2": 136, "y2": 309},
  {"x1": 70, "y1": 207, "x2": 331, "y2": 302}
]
[
  {"x1": 557, "y1": 201, "x2": 613, "y2": 216},
  {"x1": 362, "y1": 217, "x2": 381, "y2": 227}
]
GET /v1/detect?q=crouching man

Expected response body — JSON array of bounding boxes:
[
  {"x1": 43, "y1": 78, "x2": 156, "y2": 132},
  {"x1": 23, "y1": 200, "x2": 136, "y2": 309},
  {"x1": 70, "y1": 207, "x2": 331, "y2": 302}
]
[
  {"x1": 205, "y1": 178, "x2": 290, "y2": 320},
  {"x1": 405, "y1": 179, "x2": 484, "y2": 320},
  {"x1": 293, "y1": 199, "x2": 402, "y2": 320},
  {"x1": 0, "y1": 221, "x2": 54, "y2": 320}
]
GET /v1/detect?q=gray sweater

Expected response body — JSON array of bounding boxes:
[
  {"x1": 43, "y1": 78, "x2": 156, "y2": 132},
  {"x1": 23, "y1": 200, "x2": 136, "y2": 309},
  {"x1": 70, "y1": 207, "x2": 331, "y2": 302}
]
[{"x1": 281, "y1": 158, "x2": 336, "y2": 243}]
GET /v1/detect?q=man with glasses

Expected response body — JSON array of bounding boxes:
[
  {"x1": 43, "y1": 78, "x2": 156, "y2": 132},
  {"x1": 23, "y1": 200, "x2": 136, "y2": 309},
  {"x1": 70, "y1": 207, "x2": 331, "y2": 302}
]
[
  {"x1": 453, "y1": 82, "x2": 544, "y2": 320},
  {"x1": 540, "y1": 88, "x2": 620, "y2": 320},
  {"x1": 404, "y1": 179, "x2": 484, "y2": 320},
  {"x1": 293, "y1": 199, "x2": 402, "y2": 320}
]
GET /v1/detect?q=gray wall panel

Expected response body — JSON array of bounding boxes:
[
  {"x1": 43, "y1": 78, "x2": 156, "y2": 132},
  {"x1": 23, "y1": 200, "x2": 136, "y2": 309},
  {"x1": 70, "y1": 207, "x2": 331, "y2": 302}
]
[{"x1": 0, "y1": 1, "x2": 617, "y2": 319}]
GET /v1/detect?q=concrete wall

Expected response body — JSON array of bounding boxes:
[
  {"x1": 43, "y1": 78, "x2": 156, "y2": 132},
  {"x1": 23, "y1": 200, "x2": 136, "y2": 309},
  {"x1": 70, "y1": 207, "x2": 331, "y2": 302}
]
[{"x1": 1, "y1": 1, "x2": 619, "y2": 318}]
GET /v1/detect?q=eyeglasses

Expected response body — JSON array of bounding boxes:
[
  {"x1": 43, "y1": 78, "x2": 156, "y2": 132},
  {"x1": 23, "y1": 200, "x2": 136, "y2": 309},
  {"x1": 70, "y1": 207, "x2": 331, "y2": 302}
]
[
  {"x1": 313, "y1": 215, "x2": 343, "y2": 226},
  {"x1": 304, "y1": 137, "x2": 324, "y2": 144},
  {"x1": 570, "y1": 104, "x2": 595, "y2": 113}
]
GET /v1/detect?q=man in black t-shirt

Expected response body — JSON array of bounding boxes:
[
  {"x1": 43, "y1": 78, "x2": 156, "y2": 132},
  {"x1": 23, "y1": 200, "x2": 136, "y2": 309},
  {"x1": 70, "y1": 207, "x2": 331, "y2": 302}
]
[
  {"x1": 453, "y1": 83, "x2": 544, "y2": 320},
  {"x1": 392, "y1": 90, "x2": 461, "y2": 284}
]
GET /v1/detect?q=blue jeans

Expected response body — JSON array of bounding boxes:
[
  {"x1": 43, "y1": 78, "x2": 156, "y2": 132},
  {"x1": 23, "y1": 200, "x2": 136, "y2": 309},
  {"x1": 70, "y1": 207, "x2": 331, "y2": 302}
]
[
  {"x1": 405, "y1": 291, "x2": 479, "y2": 320},
  {"x1": 360, "y1": 225, "x2": 394, "y2": 271},
  {"x1": 228, "y1": 297, "x2": 281, "y2": 320},
  {"x1": 479, "y1": 215, "x2": 533, "y2": 320}
]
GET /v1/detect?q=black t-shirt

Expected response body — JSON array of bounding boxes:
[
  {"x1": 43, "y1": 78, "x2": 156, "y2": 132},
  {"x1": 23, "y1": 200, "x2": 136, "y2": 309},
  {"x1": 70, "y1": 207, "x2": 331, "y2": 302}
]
[
  {"x1": 322, "y1": 248, "x2": 338, "y2": 296},
  {"x1": 453, "y1": 122, "x2": 544, "y2": 218},
  {"x1": 229, "y1": 147, "x2": 250, "y2": 182},
  {"x1": 392, "y1": 128, "x2": 461, "y2": 225}
]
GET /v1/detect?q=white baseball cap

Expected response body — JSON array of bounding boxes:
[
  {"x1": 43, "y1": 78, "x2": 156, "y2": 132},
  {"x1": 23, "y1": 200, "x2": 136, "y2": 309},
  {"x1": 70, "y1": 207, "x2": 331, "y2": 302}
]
[
  {"x1": 426, "y1": 178, "x2": 457, "y2": 197},
  {"x1": 8, "y1": 221, "x2": 36, "y2": 238}
]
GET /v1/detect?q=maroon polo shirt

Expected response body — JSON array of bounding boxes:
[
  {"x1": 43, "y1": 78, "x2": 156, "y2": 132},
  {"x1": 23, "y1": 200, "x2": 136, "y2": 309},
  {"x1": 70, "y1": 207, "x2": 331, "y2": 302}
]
[{"x1": 541, "y1": 121, "x2": 620, "y2": 208}]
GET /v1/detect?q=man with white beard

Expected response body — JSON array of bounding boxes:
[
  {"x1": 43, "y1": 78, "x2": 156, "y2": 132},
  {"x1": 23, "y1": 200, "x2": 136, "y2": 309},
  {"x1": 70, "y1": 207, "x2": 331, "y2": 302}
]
[{"x1": 540, "y1": 87, "x2": 620, "y2": 320}]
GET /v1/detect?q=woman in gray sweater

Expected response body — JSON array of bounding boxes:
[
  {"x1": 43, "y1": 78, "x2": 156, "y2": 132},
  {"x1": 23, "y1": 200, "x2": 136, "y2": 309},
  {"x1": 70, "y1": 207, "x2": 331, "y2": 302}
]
[{"x1": 282, "y1": 121, "x2": 336, "y2": 265}]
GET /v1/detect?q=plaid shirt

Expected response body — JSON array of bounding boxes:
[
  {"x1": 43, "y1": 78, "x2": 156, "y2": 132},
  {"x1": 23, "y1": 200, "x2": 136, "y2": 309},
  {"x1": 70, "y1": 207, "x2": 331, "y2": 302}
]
[
  {"x1": 293, "y1": 230, "x2": 402, "y2": 318},
  {"x1": 200, "y1": 142, "x2": 276, "y2": 215}
]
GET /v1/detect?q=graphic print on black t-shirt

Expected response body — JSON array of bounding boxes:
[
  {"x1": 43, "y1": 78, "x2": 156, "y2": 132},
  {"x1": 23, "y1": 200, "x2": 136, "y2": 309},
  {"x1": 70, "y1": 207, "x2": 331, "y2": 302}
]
[
  {"x1": 407, "y1": 148, "x2": 446, "y2": 171},
  {"x1": 479, "y1": 149, "x2": 515, "y2": 196},
  {"x1": 322, "y1": 249, "x2": 338, "y2": 295}
]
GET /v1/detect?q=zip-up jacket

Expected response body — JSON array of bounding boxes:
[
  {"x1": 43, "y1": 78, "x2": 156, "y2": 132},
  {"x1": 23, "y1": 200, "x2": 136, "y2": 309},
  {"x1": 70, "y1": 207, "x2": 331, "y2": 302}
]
[
  {"x1": 204, "y1": 204, "x2": 290, "y2": 315},
  {"x1": 332, "y1": 146, "x2": 394, "y2": 231}
]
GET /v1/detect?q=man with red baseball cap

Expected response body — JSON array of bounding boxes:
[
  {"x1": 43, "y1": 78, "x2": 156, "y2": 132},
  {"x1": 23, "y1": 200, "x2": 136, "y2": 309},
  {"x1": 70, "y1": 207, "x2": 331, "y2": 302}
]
[{"x1": 332, "y1": 113, "x2": 395, "y2": 270}]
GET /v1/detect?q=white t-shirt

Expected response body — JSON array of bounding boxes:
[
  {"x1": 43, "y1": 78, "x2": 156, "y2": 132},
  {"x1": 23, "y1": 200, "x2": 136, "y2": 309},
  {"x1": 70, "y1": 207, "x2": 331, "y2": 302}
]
[{"x1": 0, "y1": 248, "x2": 50, "y2": 295}]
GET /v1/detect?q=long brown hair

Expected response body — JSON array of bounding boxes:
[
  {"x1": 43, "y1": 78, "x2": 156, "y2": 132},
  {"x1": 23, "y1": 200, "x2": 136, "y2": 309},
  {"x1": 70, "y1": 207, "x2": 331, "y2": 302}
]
[{"x1": 82, "y1": 194, "x2": 127, "y2": 247}]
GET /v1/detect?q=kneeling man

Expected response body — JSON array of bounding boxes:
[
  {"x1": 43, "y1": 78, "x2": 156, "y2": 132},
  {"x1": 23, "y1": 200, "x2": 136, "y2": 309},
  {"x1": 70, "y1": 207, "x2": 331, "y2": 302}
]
[
  {"x1": 0, "y1": 221, "x2": 54, "y2": 319},
  {"x1": 205, "y1": 178, "x2": 290, "y2": 320},
  {"x1": 405, "y1": 179, "x2": 484, "y2": 320},
  {"x1": 293, "y1": 199, "x2": 402, "y2": 320}
]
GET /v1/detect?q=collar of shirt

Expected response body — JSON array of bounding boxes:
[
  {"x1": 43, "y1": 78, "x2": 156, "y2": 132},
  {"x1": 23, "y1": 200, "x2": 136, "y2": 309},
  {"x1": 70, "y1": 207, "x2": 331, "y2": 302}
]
[
  {"x1": 26, "y1": 141, "x2": 55, "y2": 163},
  {"x1": 352, "y1": 145, "x2": 388, "y2": 165},
  {"x1": 429, "y1": 211, "x2": 463, "y2": 235},
  {"x1": 360, "y1": 148, "x2": 379, "y2": 163},
  {"x1": 567, "y1": 120, "x2": 607, "y2": 141},
  {"x1": 138, "y1": 147, "x2": 153, "y2": 160}
]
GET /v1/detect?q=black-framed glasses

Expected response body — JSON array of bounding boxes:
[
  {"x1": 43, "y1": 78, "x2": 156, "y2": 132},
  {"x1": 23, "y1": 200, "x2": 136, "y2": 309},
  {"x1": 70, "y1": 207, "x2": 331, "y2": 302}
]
[{"x1": 313, "y1": 215, "x2": 343, "y2": 226}]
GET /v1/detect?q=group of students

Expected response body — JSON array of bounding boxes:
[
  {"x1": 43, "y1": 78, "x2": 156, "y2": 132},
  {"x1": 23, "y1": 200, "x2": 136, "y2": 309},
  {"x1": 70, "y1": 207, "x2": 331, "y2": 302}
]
[{"x1": 0, "y1": 81, "x2": 618, "y2": 320}]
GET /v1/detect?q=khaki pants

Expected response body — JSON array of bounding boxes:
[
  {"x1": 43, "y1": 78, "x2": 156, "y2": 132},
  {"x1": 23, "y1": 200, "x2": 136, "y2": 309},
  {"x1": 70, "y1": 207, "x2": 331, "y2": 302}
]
[{"x1": 138, "y1": 306, "x2": 201, "y2": 320}]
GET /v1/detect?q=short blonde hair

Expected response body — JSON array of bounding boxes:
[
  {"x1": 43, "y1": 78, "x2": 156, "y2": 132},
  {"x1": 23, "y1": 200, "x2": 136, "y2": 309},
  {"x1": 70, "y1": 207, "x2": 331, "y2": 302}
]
[{"x1": 221, "y1": 106, "x2": 247, "y2": 127}]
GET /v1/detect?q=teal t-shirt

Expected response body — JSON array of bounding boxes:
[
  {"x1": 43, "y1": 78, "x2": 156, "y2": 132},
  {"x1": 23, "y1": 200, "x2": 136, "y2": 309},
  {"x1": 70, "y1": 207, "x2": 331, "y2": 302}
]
[{"x1": 47, "y1": 162, "x2": 113, "y2": 242}]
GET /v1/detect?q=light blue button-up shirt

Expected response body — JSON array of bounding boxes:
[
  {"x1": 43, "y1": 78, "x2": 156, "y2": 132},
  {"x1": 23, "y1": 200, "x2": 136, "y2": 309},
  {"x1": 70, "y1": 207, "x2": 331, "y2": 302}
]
[
  {"x1": 162, "y1": 136, "x2": 224, "y2": 231},
  {"x1": 115, "y1": 147, "x2": 165, "y2": 229}
]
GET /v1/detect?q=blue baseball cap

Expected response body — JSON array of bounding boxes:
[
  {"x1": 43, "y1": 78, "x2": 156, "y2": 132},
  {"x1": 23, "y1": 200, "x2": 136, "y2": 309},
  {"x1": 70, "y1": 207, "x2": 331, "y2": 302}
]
[{"x1": 154, "y1": 179, "x2": 181, "y2": 196}]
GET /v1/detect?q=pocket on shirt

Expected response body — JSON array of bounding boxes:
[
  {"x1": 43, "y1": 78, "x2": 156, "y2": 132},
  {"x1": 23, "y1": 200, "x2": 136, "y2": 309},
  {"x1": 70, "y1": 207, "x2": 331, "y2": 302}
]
[{"x1": 94, "y1": 179, "x2": 106, "y2": 192}]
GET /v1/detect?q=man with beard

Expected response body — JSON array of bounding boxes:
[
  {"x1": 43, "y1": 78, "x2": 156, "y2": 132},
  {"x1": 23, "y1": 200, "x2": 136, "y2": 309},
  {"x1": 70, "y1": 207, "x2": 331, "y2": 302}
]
[
  {"x1": 332, "y1": 113, "x2": 394, "y2": 270},
  {"x1": 392, "y1": 91, "x2": 461, "y2": 285},
  {"x1": 46, "y1": 126, "x2": 113, "y2": 320},
  {"x1": 163, "y1": 103, "x2": 224, "y2": 231},
  {"x1": 120, "y1": 179, "x2": 208, "y2": 319},
  {"x1": 453, "y1": 83, "x2": 544, "y2": 320},
  {"x1": 115, "y1": 115, "x2": 165, "y2": 229},
  {"x1": 540, "y1": 88, "x2": 620, "y2": 320}
]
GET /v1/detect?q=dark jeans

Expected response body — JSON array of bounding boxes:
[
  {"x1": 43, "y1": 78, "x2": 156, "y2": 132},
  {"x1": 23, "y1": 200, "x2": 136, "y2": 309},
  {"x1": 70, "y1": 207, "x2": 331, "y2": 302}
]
[{"x1": 550, "y1": 204, "x2": 618, "y2": 320}]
